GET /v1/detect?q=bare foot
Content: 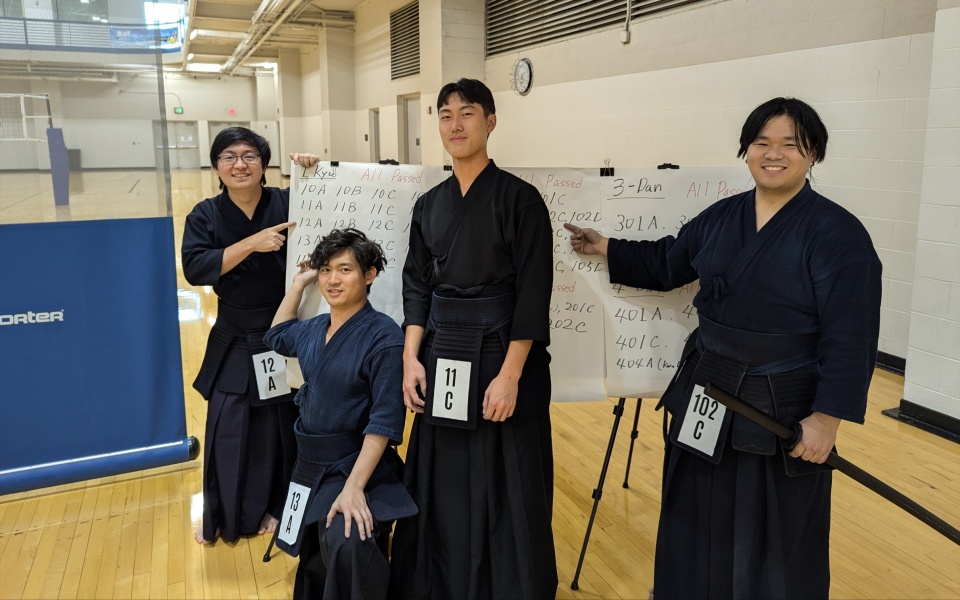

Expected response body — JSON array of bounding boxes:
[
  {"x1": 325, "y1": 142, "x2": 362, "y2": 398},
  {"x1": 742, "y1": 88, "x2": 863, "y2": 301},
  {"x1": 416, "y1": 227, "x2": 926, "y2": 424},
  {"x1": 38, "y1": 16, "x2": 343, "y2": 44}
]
[
  {"x1": 194, "y1": 526, "x2": 218, "y2": 545},
  {"x1": 258, "y1": 513, "x2": 278, "y2": 535}
]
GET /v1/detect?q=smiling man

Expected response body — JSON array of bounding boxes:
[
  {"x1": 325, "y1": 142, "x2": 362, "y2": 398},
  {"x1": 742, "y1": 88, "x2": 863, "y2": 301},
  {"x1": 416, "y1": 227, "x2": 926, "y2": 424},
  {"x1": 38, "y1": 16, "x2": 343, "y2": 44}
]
[
  {"x1": 264, "y1": 228, "x2": 415, "y2": 599},
  {"x1": 390, "y1": 78, "x2": 558, "y2": 599},
  {"x1": 565, "y1": 98, "x2": 882, "y2": 598},
  {"x1": 182, "y1": 128, "x2": 320, "y2": 547}
]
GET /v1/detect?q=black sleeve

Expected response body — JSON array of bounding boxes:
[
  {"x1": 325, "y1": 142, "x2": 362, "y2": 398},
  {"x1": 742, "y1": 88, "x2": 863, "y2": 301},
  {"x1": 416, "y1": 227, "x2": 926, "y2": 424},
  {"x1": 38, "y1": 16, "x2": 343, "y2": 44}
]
[
  {"x1": 509, "y1": 193, "x2": 553, "y2": 343},
  {"x1": 401, "y1": 198, "x2": 432, "y2": 329},
  {"x1": 808, "y1": 217, "x2": 882, "y2": 424},
  {"x1": 607, "y1": 218, "x2": 700, "y2": 292},
  {"x1": 181, "y1": 202, "x2": 224, "y2": 286}
]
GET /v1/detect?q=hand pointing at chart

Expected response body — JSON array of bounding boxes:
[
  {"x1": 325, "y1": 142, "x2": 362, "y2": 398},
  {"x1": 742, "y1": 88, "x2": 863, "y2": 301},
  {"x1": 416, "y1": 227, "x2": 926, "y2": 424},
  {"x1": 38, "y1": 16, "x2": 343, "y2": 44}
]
[{"x1": 564, "y1": 223, "x2": 609, "y2": 257}]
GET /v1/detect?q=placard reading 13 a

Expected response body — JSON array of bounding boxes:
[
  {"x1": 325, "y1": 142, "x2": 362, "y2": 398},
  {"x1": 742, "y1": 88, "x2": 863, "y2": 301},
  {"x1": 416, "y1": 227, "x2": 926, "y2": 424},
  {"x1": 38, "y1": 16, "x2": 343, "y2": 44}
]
[{"x1": 277, "y1": 481, "x2": 311, "y2": 545}]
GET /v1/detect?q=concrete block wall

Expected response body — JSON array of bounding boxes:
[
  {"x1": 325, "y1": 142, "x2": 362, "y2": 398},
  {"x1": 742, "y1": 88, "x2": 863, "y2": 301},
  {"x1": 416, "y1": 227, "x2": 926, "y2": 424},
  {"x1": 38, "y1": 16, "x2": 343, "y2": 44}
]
[
  {"x1": 903, "y1": 4, "x2": 960, "y2": 419},
  {"x1": 336, "y1": 0, "x2": 947, "y2": 370},
  {"x1": 487, "y1": 34, "x2": 933, "y2": 362},
  {"x1": 354, "y1": 0, "x2": 425, "y2": 163}
]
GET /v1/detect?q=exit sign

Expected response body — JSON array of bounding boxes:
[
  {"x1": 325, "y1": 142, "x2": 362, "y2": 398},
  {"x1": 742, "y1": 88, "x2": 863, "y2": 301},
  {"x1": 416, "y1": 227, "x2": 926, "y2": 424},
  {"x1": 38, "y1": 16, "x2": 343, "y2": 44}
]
[{"x1": 173, "y1": 107, "x2": 183, "y2": 114}]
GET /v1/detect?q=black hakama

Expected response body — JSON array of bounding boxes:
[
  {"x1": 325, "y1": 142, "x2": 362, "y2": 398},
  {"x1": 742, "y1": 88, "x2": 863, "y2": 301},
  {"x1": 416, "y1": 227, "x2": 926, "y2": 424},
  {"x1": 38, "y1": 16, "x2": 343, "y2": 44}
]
[
  {"x1": 391, "y1": 342, "x2": 556, "y2": 599},
  {"x1": 654, "y1": 437, "x2": 832, "y2": 598},
  {"x1": 182, "y1": 187, "x2": 299, "y2": 543},
  {"x1": 607, "y1": 182, "x2": 881, "y2": 598},
  {"x1": 392, "y1": 161, "x2": 558, "y2": 599},
  {"x1": 202, "y1": 390, "x2": 296, "y2": 542},
  {"x1": 265, "y1": 302, "x2": 411, "y2": 599}
]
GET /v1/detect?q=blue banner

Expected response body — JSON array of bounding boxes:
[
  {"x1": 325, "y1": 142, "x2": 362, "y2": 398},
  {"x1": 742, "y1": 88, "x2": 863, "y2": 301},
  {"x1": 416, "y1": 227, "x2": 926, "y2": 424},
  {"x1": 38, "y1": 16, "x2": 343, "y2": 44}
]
[
  {"x1": 0, "y1": 217, "x2": 196, "y2": 495},
  {"x1": 111, "y1": 25, "x2": 180, "y2": 49}
]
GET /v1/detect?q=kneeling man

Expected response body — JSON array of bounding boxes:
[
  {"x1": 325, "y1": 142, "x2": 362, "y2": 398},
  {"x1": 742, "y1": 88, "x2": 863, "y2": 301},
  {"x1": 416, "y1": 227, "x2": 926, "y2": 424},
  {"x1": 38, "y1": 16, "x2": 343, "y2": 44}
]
[{"x1": 264, "y1": 228, "x2": 415, "y2": 599}]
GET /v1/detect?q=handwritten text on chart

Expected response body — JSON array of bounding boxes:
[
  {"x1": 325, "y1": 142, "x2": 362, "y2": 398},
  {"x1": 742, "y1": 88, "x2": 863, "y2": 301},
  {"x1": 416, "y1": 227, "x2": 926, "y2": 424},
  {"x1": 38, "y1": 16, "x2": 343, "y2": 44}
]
[{"x1": 288, "y1": 162, "x2": 752, "y2": 400}]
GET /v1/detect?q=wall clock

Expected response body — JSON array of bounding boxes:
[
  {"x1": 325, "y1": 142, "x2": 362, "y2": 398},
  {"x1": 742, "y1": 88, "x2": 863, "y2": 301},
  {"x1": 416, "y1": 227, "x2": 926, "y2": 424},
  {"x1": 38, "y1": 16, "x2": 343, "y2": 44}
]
[{"x1": 512, "y1": 58, "x2": 533, "y2": 95}]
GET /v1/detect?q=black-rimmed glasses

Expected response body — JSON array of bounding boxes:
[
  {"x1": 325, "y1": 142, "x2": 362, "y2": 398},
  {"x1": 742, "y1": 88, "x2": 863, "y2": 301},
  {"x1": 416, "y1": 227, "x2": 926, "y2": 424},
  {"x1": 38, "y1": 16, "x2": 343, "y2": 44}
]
[{"x1": 218, "y1": 153, "x2": 260, "y2": 165}]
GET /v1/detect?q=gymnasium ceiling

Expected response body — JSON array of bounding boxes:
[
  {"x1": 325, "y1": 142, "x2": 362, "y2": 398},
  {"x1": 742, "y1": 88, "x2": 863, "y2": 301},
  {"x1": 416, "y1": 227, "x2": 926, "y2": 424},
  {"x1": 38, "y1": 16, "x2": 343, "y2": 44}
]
[
  {"x1": 0, "y1": 0, "x2": 363, "y2": 82},
  {"x1": 183, "y1": 0, "x2": 363, "y2": 74}
]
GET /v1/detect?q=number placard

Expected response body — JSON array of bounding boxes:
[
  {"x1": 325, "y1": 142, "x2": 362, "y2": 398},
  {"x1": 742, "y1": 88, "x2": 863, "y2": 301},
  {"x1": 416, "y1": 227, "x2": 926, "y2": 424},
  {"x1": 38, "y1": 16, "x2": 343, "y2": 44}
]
[
  {"x1": 252, "y1": 350, "x2": 291, "y2": 400},
  {"x1": 431, "y1": 358, "x2": 471, "y2": 422},
  {"x1": 675, "y1": 384, "x2": 726, "y2": 457},
  {"x1": 277, "y1": 481, "x2": 311, "y2": 545}
]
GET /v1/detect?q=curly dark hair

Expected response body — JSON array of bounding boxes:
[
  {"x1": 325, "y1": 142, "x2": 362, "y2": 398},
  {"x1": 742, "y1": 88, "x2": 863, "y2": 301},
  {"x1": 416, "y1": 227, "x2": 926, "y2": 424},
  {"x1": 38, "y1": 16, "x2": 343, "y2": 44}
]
[{"x1": 308, "y1": 228, "x2": 386, "y2": 293}]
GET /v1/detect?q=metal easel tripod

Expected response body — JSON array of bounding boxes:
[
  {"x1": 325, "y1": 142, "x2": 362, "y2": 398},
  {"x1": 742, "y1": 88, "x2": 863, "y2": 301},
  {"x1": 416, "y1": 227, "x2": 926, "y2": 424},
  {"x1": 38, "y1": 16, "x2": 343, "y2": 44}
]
[{"x1": 570, "y1": 396, "x2": 644, "y2": 590}]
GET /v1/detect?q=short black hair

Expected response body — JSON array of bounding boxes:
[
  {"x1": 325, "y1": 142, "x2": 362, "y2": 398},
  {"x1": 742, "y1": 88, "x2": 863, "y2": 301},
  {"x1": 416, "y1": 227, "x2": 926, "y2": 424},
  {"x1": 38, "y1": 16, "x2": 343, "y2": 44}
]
[
  {"x1": 209, "y1": 127, "x2": 271, "y2": 190},
  {"x1": 437, "y1": 78, "x2": 496, "y2": 117},
  {"x1": 737, "y1": 97, "x2": 828, "y2": 163},
  {"x1": 309, "y1": 228, "x2": 386, "y2": 293}
]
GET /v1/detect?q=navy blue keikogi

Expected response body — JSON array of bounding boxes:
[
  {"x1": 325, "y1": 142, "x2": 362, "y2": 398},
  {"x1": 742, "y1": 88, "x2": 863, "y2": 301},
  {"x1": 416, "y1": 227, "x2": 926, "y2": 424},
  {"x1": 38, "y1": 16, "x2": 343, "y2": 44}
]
[
  {"x1": 265, "y1": 301, "x2": 408, "y2": 599},
  {"x1": 608, "y1": 182, "x2": 881, "y2": 599}
]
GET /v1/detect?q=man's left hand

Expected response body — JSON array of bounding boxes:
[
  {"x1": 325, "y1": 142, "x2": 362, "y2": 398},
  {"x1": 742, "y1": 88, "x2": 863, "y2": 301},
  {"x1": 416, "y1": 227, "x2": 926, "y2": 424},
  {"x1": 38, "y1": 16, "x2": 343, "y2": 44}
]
[
  {"x1": 326, "y1": 484, "x2": 373, "y2": 541},
  {"x1": 789, "y1": 411, "x2": 841, "y2": 464},
  {"x1": 291, "y1": 261, "x2": 318, "y2": 290},
  {"x1": 482, "y1": 374, "x2": 518, "y2": 422}
]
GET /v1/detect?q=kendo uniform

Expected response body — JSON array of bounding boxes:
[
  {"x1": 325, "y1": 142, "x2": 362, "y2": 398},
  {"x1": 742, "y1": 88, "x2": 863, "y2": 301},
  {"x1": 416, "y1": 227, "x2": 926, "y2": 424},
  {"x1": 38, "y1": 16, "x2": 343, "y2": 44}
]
[
  {"x1": 264, "y1": 302, "x2": 416, "y2": 600},
  {"x1": 606, "y1": 182, "x2": 881, "y2": 599},
  {"x1": 182, "y1": 187, "x2": 299, "y2": 543},
  {"x1": 390, "y1": 160, "x2": 559, "y2": 599}
]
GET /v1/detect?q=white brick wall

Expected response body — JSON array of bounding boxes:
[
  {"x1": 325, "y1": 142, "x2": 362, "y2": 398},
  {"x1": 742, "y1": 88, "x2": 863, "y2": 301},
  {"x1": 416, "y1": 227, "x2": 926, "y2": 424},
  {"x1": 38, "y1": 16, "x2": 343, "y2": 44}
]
[
  {"x1": 486, "y1": 28, "x2": 933, "y2": 358},
  {"x1": 329, "y1": 0, "x2": 959, "y2": 418},
  {"x1": 904, "y1": 5, "x2": 960, "y2": 419}
]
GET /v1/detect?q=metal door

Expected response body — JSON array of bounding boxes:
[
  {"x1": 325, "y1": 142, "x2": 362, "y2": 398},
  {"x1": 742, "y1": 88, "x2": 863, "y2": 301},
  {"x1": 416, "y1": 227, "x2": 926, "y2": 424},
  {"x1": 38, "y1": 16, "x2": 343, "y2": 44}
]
[{"x1": 403, "y1": 96, "x2": 421, "y2": 165}]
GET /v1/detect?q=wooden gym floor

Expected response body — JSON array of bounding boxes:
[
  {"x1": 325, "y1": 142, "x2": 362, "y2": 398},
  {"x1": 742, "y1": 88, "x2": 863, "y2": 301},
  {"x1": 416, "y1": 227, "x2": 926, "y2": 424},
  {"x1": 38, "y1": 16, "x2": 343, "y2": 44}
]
[{"x1": 0, "y1": 168, "x2": 958, "y2": 598}]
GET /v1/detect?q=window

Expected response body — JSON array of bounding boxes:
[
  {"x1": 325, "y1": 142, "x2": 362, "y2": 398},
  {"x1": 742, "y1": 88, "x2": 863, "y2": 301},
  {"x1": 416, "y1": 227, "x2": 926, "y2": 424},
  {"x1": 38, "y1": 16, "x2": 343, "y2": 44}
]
[
  {"x1": 1, "y1": 0, "x2": 24, "y2": 18},
  {"x1": 143, "y1": 0, "x2": 183, "y2": 26},
  {"x1": 56, "y1": 0, "x2": 108, "y2": 23}
]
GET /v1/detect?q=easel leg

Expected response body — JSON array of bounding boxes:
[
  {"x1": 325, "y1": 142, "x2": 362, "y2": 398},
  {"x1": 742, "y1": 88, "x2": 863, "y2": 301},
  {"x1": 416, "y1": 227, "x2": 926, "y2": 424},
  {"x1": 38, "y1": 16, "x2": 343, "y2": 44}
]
[
  {"x1": 571, "y1": 397, "x2": 627, "y2": 591},
  {"x1": 622, "y1": 398, "x2": 643, "y2": 489}
]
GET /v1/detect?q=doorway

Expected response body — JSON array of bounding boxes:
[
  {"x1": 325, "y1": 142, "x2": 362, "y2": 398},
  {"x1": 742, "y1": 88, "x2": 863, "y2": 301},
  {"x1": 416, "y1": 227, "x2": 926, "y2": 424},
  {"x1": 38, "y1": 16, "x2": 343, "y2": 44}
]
[
  {"x1": 152, "y1": 121, "x2": 200, "y2": 170},
  {"x1": 369, "y1": 109, "x2": 381, "y2": 163},
  {"x1": 401, "y1": 96, "x2": 421, "y2": 165}
]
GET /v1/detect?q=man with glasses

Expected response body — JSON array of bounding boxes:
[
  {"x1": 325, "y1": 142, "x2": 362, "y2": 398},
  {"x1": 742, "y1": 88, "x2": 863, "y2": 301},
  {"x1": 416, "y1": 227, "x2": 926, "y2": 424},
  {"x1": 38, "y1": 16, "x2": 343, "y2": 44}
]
[{"x1": 182, "y1": 127, "x2": 319, "y2": 545}]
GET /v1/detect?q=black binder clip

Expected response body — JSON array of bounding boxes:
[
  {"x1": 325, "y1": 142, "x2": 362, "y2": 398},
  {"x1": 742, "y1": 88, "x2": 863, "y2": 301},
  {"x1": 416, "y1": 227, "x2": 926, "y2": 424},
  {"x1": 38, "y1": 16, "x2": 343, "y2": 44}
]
[
  {"x1": 657, "y1": 163, "x2": 679, "y2": 169},
  {"x1": 330, "y1": 161, "x2": 340, "y2": 167},
  {"x1": 443, "y1": 164, "x2": 453, "y2": 171},
  {"x1": 600, "y1": 158, "x2": 614, "y2": 177}
]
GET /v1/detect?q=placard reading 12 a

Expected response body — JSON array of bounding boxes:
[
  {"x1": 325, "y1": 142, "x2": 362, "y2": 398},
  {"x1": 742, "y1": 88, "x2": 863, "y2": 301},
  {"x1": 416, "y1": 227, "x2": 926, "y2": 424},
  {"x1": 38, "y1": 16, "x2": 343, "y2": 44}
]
[
  {"x1": 253, "y1": 350, "x2": 291, "y2": 400},
  {"x1": 431, "y1": 359, "x2": 470, "y2": 422}
]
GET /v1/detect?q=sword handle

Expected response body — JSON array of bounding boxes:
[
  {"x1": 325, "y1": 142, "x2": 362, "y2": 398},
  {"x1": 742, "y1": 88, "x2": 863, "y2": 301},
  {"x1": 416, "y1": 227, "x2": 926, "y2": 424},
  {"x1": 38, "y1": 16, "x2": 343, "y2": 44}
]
[{"x1": 781, "y1": 422, "x2": 803, "y2": 452}]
